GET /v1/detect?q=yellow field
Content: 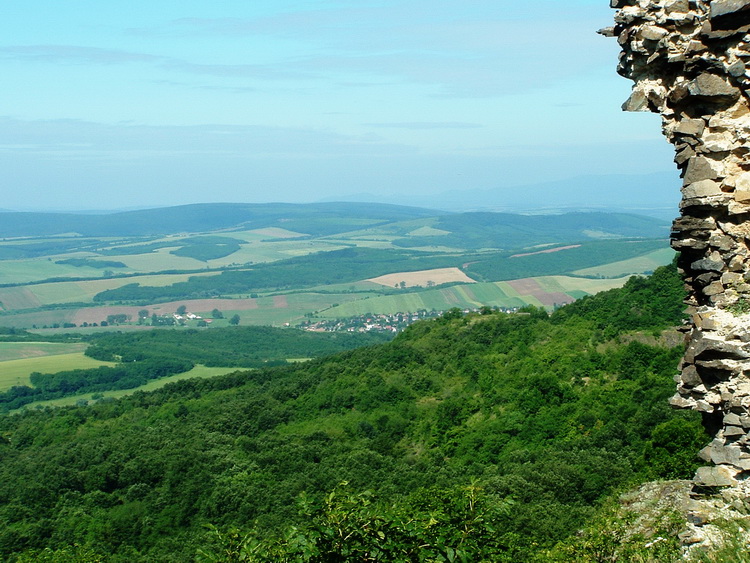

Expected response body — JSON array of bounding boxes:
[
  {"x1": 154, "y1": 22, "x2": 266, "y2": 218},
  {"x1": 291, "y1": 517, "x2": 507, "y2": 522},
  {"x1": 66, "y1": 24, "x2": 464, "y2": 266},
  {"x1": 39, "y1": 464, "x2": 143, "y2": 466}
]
[{"x1": 367, "y1": 267, "x2": 476, "y2": 288}]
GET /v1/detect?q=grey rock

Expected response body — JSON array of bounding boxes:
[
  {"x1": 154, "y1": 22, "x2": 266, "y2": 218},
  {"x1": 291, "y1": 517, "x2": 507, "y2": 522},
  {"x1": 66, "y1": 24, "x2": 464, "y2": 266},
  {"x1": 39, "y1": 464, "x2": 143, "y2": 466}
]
[
  {"x1": 665, "y1": 0, "x2": 690, "y2": 13},
  {"x1": 690, "y1": 258, "x2": 724, "y2": 272},
  {"x1": 694, "y1": 465, "x2": 738, "y2": 486},
  {"x1": 640, "y1": 25, "x2": 668, "y2": 40},
  {"x1": 688, "y1": 73, "x2": 741, "y2": 100},
  {"x1": 683, "y1": 179, "x2": 723, "y2": 197},
  {"x1": 674, "y1": 118, "x2": 706, "y2": 137},
  {"x1": 710, "y1": 0, "x2": 750, "y2": 19},
  {"x1": 683, "y1": 156, "x2": 721, "y2": 185},
  {"x1": 729, "y1": 59, "x2": 746, "y2": 77},
  {"x1": 675, "y1": 144, "x2": 696, "y2": 165},
  {"x1": 724, "y1": 425, "x2": 746, "y2": 436},
  {"x1": 725, "y1": 413, "x2": 743, "y2": 426},
  {"x1": 681, "y1": 364, "x2": 702, "y2": 386}
]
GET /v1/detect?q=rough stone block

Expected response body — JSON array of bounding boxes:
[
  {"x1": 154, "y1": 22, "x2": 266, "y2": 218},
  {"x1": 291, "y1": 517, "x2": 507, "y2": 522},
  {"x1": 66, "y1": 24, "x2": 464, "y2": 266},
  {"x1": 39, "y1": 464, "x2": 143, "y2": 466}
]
[
  {"x1": 694, "y1": 465, "x2": 738, "y2": 487},
  {"x1": 640, "y1": 25, "x2": 668, "y2": 40},
  {"x1": 665, "y1": 0, "x2": 689, "y2": 13},
  {"x1": 674, "y1": 118, "x2": 706, "y2": 136},
  {"x1": 688, "y1": 73, "x2": 741, "y2": 100},
  {"x1": 683, "y1": 179, "x2": 723, "y2": 197},
  {"x1": 710, "y1": 0, "x2": 750, "y2": 20},
  {"x1": 683, "y1": 156, "x2": 722, "y2": 185},
  {"x1": 691, "y1": 257, "x2": 724, "y2": 271}
]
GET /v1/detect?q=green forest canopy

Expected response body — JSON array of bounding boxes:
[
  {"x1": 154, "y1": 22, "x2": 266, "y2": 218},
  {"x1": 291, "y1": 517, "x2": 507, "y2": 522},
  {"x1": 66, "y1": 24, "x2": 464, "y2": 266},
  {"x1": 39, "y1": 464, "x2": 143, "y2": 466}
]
[{"x1": 0, "y1": 264, "x2": 703, "y2": 561}]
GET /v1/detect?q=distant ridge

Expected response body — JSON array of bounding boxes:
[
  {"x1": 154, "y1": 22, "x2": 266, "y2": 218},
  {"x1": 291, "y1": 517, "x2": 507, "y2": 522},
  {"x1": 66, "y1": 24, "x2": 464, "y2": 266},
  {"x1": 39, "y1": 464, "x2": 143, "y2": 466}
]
[
  {"x1": 318, "y1": 171, "x2": 681, "y2": 220},
  {"x1": 0, "y1": 203, "x2": 671, "y2": 243},
  {"x1": 0, "y1": 202, "x2": 440, "y2": 238}
]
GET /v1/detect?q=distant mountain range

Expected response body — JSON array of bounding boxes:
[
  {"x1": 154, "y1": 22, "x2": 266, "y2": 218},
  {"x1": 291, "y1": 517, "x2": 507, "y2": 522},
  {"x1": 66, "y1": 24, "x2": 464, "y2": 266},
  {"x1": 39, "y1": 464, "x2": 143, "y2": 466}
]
[
  {"x1": 0, "y1": 202, "x2": 670, "y2": 243},
  {"x1": 0, "y1": 202, "x2": 438, "y2": 238},
  {"x1": 318, "y1": 171, "x2": 681, "y2": 220}
]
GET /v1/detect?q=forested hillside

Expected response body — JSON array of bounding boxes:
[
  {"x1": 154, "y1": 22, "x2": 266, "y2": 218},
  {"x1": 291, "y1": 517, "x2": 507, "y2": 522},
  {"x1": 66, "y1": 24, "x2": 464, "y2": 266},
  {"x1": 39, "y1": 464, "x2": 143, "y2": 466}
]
[{"x1": 0, "y1": 265, "x2": 703, "y2": 561}]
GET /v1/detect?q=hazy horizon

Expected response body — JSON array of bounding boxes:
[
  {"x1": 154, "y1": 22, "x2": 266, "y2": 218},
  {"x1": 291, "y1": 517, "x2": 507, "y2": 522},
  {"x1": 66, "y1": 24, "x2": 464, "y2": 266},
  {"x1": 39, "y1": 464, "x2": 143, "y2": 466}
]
[{"x1": 2, "y1": 1, "x2": 676, "y2": 211}]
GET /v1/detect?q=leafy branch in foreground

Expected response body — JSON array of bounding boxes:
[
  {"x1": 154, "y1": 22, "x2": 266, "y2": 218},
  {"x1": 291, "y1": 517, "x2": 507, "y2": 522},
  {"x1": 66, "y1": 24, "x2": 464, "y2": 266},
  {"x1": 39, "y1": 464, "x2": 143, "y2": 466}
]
[{"x1": 198, "y1": 482, "x2": 516, "y2": 563}]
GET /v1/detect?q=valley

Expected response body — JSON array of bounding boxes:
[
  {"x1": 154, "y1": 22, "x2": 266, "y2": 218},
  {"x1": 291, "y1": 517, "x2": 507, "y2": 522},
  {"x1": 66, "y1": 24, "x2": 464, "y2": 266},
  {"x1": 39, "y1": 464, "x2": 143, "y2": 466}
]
[{"x1": 0, "y1": 203, "x2": 672, "y2": 333}]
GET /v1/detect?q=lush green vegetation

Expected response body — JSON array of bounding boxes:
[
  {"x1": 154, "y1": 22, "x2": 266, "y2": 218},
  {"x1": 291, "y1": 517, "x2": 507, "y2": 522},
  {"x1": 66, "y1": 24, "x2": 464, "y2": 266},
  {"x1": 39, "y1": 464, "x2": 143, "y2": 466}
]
[
  {"x1": 0, "y1": 352, "x2": 113, "y2": 392},
  {"x1": 99, "y1": 235, "x2": 244, "y2": 261},
  {"x1": 0, "y1": 327, "x2": 389, "y2": 412},
  {"x1": 91, "y1": 247, "x2": 470, "y2": 302},
  {"x1": 91, "y1": 240, "x2": 668, "y2": 305},
  {"x1": 82, "y1": 326, "x2": 391, "y2": 367},
  {"x1": 55, "y1": 258, "x2": 127, "y2": 269},
  {"x1": 0, "y1": 206, "x2": 673, "y2": 332},
  {"x1": 394, "y1": 211, "x2": 668, "y2": 250},
  {"x1": 465, "y1": 239, "x2": 667, "y2": 281},
  {"x1": 0, "y1": 265, "x2": 706, "y2": 561}
]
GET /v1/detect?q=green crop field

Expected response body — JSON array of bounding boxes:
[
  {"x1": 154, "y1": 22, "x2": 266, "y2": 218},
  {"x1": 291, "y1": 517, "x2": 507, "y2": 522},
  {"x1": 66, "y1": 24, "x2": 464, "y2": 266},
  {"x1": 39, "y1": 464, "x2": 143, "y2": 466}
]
[
  {"x1": 550, "y1": 275, "x2": 632, "y2": 293},
  {"x1": 572, "y1": 248, "x2": 674, "y2": 277},
  {"x1": 0, "y1": 272, "x2": 222, "y2": 311},
  {"x1": 205, "y1": 239, "x2": 349, "y2": 267},
  {"x1": 13, "y1": 365, "x2": 240, "y2": 411},
  {"x1": 0, "y1": 258, "x2": 105, "y2": 285},
  {"x1": 104, "y1": 248, "x2": 206, "y2": 271},
  {"x1": 321, "y1": 276, "x2": 635, "y2": 317},
  {"x1": 0, "y1": 352, "x2": 115, "y2": 391},
  {"x1": 0, "y1": 341, "x2": 88, "y2": 362}
]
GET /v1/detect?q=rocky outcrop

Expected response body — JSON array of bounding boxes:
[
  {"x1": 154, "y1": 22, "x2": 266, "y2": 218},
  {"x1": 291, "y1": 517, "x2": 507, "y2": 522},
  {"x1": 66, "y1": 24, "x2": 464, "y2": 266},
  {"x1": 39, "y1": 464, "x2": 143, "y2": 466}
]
[{"x1": 606, "y1": 0, "x2": 750, "y2": 553}]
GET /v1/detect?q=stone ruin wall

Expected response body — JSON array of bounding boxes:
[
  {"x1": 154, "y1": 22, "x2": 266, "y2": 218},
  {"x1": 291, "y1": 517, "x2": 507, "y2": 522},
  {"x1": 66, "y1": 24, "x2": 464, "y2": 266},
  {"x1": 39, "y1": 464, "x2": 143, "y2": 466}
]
[{"x1": 604, "y1": 0, "x2": 750, "y2": 489}]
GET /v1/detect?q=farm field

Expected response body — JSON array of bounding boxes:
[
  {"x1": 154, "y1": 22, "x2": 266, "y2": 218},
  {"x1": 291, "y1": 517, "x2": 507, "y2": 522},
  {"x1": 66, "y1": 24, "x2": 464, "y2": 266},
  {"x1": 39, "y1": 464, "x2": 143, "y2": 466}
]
[
  {"x1": 0, "y1": 351, "x2": 115, "y2": 391},
  {"x1": 367, "y1": 267, "x2": 476, "y2": 288},
  {"x1": 0, "y1": 269, "x2": 641, "y2": 330},
  {"x1": 572, "y1": 247, "x2": 675, "y2": 277},
  {"x1": 0, "y1": 205, "x2": 674, "y2": 331},
  {"x1": 322, "y1": 275, "x2": 632, "y2": 317},
  {"x1": 0, "y1": 258, "x2": 110, "y2": 285},
  {"x1": 14, "y1": 365, "x2": 240, "y2": 411},
  {"x1": 0, "y1": 341, "x2": 88, "y2": 362},
  {"x1": 0, "y1": 290, "x2": 369, "y2": 329},
  {"x1": 0, "y1": 272, "x2": 221, "y2": 311}
]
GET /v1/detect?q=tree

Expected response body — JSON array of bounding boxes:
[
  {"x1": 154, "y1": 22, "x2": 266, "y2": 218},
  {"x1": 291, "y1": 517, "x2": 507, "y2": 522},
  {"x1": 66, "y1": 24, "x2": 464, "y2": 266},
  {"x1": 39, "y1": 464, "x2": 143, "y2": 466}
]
[
  {"x1": 211, "y1": 309, "x2": 224, "y2": 319},
  {"x1": 176, "y1": 305, "x2": 187, "y2": 315},
  {"x1": 229, "y1": 314, "x2": 241, "y2": 326}
]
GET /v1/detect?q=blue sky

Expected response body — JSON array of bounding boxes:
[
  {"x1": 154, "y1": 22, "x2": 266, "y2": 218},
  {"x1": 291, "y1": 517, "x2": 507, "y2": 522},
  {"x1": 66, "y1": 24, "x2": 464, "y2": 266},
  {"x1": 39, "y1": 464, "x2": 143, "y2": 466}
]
[{"x1": 0, "y1": 1, "x2": 677, "y2": 211}]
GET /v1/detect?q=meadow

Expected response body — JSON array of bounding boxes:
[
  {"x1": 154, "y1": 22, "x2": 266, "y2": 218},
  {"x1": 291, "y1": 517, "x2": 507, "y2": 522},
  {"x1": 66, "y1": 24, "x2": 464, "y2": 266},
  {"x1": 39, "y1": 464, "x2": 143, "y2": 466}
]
[
  {"x1": 572, "y1": 247, "x2": 675, "y2": 277},
  {"x1": 0, "y1": 350, "x2": 114, "y2": 391},
  {"x1": 16, "y1": 365, "x2": 239, "y2": 410}
]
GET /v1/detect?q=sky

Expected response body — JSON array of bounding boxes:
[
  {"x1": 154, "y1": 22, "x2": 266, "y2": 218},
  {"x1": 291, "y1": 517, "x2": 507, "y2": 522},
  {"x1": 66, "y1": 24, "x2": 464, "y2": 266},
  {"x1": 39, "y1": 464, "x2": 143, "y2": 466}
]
[{"x1": 0, "y1": 0, "x2": 679, "y2": 211}]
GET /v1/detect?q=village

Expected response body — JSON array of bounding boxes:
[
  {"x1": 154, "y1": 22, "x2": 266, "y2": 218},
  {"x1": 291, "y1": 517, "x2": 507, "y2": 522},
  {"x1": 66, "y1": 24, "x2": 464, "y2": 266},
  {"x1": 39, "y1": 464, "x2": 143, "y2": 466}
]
[{"x1": 295, "y1": 306, "x2": 520, "y2": 333}]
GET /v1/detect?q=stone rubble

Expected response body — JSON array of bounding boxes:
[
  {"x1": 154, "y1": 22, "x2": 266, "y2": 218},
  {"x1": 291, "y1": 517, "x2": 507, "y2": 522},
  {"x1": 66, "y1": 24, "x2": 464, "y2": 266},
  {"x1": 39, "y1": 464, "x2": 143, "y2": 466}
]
[{"x1": 607, "y1": 0, "x2": 750, "y2": 553}]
